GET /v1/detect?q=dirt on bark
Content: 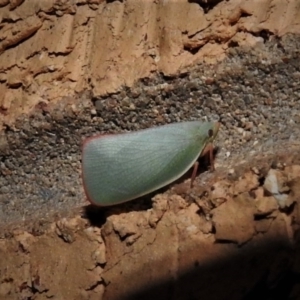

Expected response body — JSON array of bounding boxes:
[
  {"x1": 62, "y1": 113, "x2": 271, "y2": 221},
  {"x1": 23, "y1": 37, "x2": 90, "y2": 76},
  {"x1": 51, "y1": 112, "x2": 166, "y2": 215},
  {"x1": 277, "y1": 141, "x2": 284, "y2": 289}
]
[{"x1": 1, "y1": 0, "x2": 300, "y2": 299}]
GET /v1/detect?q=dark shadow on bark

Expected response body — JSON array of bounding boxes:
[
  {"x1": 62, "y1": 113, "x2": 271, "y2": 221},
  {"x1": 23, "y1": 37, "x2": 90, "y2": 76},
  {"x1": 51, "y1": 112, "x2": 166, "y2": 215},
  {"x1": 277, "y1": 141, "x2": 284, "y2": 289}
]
[{"x1": 115, "y1": 237, "x2": 298, "y2": 300}]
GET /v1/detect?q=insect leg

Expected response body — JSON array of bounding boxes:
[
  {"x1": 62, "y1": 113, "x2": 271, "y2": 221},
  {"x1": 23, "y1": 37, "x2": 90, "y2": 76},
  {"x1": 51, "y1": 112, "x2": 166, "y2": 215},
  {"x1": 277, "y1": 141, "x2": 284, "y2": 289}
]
[
  {"x1": 201, "y1": 143, "x2": 215, "y2": 171},
  {"x1": 190, "y1": 161, "x2": 199, "y2": 188}
]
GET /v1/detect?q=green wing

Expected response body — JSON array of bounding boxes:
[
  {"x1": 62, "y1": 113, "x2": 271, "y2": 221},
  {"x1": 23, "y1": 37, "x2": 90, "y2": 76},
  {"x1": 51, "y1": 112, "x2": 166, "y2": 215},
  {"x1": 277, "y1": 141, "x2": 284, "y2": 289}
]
[{"x1": 82, "y1": 121, "x2": 216, "y2": 206}]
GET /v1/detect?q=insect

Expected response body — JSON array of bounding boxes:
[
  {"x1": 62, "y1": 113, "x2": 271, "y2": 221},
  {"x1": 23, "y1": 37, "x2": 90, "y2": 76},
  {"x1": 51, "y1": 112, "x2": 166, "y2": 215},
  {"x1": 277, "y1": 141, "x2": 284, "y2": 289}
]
[{"x1": 82, "y1": 121, "x2": 220, "y2": 206}]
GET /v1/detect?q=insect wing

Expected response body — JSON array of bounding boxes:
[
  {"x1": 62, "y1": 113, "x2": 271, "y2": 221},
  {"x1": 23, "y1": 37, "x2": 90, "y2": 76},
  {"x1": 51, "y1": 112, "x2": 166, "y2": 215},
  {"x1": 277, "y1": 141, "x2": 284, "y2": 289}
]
[{"x1": 82, "y1": 121, "x2": 214, "y2": 206}]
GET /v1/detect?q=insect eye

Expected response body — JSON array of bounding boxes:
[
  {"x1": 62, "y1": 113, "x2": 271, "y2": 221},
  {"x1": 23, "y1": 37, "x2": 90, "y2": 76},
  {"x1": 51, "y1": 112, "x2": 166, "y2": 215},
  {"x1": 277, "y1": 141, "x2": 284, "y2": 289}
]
[{"x1": 208, "y1": 129, "x2": 214, "y2": 137}]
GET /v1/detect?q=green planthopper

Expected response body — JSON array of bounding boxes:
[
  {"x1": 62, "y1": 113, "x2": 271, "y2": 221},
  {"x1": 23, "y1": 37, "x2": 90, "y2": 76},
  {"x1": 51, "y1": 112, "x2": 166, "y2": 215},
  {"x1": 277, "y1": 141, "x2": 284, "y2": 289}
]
[{"x1": 82, "y1": 121, "x2": 220, "y2": 206}]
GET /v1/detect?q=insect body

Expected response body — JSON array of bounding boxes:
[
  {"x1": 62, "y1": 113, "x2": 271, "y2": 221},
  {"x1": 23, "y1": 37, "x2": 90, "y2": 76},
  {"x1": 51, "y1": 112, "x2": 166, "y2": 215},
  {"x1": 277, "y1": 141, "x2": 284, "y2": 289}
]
[{"x1": 82, "y1": 121, "x2": 219, "y2": 206}]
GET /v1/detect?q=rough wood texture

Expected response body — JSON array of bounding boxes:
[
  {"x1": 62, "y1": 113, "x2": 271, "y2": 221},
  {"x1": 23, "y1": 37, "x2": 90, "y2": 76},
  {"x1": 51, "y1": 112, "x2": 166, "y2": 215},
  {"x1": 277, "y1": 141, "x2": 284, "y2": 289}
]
[
  {"x1": 1, "y1": 0, "x2": 300, "y2": 129},
  {"x1": 1, "y1": 0, "x2": 300, "y2": 299}
]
